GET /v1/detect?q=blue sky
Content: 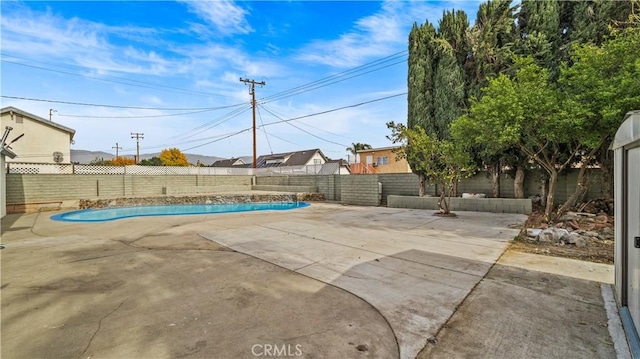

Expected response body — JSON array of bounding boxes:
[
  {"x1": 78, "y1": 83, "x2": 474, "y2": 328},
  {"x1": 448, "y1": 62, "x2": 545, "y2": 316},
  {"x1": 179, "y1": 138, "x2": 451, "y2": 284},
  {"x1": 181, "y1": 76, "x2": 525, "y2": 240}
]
[{"x1": 1, "y1": 0, "x2": 481, "y2": 160}]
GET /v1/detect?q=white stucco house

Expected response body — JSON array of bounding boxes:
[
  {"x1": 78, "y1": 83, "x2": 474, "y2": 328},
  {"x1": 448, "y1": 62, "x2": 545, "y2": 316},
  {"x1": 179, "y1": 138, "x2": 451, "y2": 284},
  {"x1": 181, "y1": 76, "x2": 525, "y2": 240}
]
[{"x1": 0, "y1": 107, "x2": 76, "y2": 164}]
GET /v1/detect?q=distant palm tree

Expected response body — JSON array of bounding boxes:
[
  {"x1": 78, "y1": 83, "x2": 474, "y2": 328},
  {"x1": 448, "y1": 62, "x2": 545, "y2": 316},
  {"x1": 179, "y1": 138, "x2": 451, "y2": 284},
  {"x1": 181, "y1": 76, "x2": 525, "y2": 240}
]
[{"x1": 346, "y1": 142, "x2": 372, "y2": 155}]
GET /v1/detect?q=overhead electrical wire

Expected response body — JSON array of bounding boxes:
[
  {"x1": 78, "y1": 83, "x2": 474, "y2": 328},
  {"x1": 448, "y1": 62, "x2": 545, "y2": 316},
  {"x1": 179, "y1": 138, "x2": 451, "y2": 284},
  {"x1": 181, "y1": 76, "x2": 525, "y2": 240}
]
[
  {"x1": 261, "y1": 51, "x2": 407, "y2": 104},
  {"x1": 181, "y1": 128, "x2": 252, "y2": 152},
  {"x1": 258, "y1": 104, "x2": 349, "y2": 148},
  {"x1": 171, "y1": 105, "x2": 252, "y2": 141},
  {"x1": 255, "y1": 104, "x2": 273, "y2": 154},
  {"x1": 58, "y1": 108, "x2": 221, "y2": 119},
  {"x1": 128, "y1": 92, "x2": 407, "y2": 153},
  {"x1": 1, "y1": 95, "x2": 246, "y2": 111},
  {"x1": 1, "y1": 57, "x2": 234, "y2": 98},
  {"x1": 257, "y1": 127, "x2": 300, "y2": 147},
  {"x1": 260, "y1": 104, "x2": 352, "y2": 140},
  {"x1": 260, "y1": 92, "x2": 407, "y2": 128}
]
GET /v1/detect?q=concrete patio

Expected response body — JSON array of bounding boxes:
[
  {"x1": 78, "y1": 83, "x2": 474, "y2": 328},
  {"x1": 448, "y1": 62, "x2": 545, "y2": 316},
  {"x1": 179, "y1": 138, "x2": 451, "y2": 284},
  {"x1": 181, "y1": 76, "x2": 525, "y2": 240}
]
[{"x1": 0, "y1": 203, "x2": 623, "y2": 358}]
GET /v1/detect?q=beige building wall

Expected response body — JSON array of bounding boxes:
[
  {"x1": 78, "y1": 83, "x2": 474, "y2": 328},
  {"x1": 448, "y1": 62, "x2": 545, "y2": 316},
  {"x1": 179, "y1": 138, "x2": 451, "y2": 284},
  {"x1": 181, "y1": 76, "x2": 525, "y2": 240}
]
[
  {"x1": 0, "y1": 109, "x2": 74, "y2": 164},
  {"x1": 357, "y1": 147, "x2": 411, "y2": 174},
  {"x1": 306, "y1": 151, "x2": 326, "y2": 165}
]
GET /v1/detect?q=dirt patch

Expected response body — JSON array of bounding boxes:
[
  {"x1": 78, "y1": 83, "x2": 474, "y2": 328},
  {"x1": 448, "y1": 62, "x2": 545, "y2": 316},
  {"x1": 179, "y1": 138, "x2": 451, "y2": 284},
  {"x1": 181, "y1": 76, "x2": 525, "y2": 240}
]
[
  {"x1": 509, "y1": 238, "x2": 613, "y2": 264},
  {"x1": 512, "y1": 208, "x2": 614, "y2": 264}
]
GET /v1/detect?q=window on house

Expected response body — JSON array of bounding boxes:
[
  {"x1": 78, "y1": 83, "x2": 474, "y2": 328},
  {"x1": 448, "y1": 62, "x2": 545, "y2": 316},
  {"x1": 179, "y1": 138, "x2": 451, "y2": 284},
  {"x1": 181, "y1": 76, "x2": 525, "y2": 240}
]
[
  {"x1": 376, "y1": 156, "x2": 388, "y2": 166},
  {"x1": 313, "y1": 159, "x2": 321, "y2": 165}
]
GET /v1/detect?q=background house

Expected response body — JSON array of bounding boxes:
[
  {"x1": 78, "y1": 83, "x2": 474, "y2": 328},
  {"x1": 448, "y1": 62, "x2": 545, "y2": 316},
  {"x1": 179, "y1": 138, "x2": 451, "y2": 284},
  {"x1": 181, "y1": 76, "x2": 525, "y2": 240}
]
[
  {"x1": 213, "y1": 149, "x2": 329, "y2": 169},
  {"x1": 353, "y1": 146, "x2": 411, "y2": 174},
  {"x1": 1, "y1": 127, "x2": 18, "y2": 218},
  {"x1": 211, "y1": 157, "x2": 247, "y2": 167},
  {"x1": 0, "y1": 107, "x2": 75, "y2": 164}
]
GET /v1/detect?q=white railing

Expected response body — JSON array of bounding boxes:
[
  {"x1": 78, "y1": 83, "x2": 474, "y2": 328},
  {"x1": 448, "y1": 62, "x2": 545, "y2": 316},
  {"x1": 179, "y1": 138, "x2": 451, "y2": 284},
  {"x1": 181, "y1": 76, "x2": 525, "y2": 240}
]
[{"x1": 6, "y1": 162, "x2": 343, "y2": 176}]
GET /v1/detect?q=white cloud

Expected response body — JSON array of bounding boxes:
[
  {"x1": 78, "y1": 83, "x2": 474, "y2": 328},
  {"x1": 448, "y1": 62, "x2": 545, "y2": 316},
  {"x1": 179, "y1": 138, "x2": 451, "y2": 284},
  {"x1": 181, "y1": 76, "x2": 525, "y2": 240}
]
[
  {"x1": 295, "y1": 0, "x2": 479, "y2": 68},
  {"x1": 180, "y1": 0, "x2": 253, "y2": 36}
]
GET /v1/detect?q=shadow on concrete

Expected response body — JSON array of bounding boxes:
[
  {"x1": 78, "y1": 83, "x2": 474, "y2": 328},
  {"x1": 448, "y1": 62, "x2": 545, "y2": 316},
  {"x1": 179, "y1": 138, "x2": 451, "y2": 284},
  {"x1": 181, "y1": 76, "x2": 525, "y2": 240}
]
[
  {"x1": 417, "y1": 261, "x2": 617, "y2": 359},
  {"x1": 0, "y1": 231, "x2": 398, "y2": 359}
]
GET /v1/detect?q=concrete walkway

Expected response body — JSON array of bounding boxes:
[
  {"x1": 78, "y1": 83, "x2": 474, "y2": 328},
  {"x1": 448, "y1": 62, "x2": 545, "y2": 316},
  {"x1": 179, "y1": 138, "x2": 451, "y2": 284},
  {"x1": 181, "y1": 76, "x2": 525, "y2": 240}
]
[
  {"x1": 1, "y1": 203, "x2": 623, "y2": 358},
  {"x1": 419, "y1": 251, "x2": 622, "y2": 359},
  {"x1": 200, "y1": 204, "x2": 527, "y2": 359}
]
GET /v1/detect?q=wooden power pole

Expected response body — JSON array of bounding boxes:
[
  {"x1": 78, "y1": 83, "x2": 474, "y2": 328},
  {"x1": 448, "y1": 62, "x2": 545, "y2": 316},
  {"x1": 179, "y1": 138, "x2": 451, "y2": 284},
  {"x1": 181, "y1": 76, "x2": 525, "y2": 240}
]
[
  {"x1": 112, "y1": 142, "x2": 122, "y2": 159},
  {"x1": 239, "y1": 78, "x2": 265, "y2": 168},
  {"x1": 130, "y1": 132, "x2": 144, "y2": 164}
]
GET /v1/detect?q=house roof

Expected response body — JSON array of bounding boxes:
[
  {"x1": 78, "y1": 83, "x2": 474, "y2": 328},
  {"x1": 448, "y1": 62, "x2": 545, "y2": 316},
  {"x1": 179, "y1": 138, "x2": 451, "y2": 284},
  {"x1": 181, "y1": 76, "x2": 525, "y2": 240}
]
[
  {"x1": 1, "y1": 106, "x2": 76, "y2": 141},
  {"x1": 211, "y1": 157, "x2": 245, "y2": 167},
  {"x1": 255, "y1": 148, "x2": 326, "y2": 168},
  {"x1": 356, "y1": 145, "x2": 400, "y2": 153}
]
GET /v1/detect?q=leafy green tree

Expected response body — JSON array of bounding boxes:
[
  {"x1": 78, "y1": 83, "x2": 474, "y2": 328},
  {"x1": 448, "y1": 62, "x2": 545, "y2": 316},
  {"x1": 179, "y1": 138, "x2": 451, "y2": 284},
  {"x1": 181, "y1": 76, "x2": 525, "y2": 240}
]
[
  {"x1": 139, "y1": 156, "x2": 163, "y2": 166},
  {"x1": 559, "y1": 26, "x2": 640, "y2": 204},
  {"x1": 387, "y1": 121, "x2": 472, "y2": 214},
  {"x1": 159, "y1": 148, "x2": 189, "y2": 166},
  {"x1": 452, "y1": 58, "x2": 580, "y2": 219}
]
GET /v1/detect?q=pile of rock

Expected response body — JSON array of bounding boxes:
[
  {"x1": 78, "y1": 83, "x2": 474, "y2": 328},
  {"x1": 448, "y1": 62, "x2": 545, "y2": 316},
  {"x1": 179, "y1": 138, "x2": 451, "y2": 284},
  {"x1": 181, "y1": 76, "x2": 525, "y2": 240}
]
[
  {"x1": 578, "y1": 198, "x2": 614, "y2": 216},
  {"x1": 524, "y1": 211, "x2": 614, "y2": 247}
]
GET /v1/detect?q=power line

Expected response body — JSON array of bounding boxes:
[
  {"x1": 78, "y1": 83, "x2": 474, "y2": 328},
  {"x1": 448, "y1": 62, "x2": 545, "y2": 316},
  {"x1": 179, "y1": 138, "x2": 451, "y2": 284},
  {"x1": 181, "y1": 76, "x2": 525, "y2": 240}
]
[
  {"x1": 1, "y1": 95, "x2": 246, "y2": 111},
  {"x1": 1, "y1": 58, "x2": 234, "y2": 98},
  {"x1": 261, "y1": 50, "x2": 407, "y2": 103},
  {"x1": 168, "y1": 92, "x2": 407, "y2": 152},
  {"x1": 170, "y1": 105, "x2": 252, "y2": 142},
  {"x1": 58, "y1": 108, "x2": 220, "y2": 119},
  {"x1": 258, "y1": 104, "x2": 349, "y2": 148},
  {"x1": 256, "y1": 104, "x2": 272, "y2": 155},
  {"x1": 181, "y1": 128, "x2": 252, "y2": 152},
  {"x1": 257, "y1": 127, "x2": 300, "y2": 147},
  {"x1": 260, "y1": 104, "x2": 352, "y2": 140},
  {"x1": 260, "y1": 92, "x2": 407, "y2": 127}
]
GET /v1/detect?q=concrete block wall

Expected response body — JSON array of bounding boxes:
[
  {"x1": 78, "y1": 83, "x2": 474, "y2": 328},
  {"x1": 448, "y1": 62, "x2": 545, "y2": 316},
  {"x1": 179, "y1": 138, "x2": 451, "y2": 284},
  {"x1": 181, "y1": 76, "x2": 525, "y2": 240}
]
[
  {"x1": 341, "y1": 175, "x2": 380, "y2": 206},
  {"x1": 387, "y1": 195, "x2": 532, "y2": 214},
  {"x1": 377, "y1": 173, "x2": 423, "y2": 204},
  {"x1": 375, "y1": 169, "x2": 604, "y2": 203},
  {"x1": 254, "y1": 175, "x2": 340, "y2": 201},
  {"x1": 6, "y1": 174, "x2": 253, "y2": 205},
  {"x1": 333, "y1": 175, "x2": 342, "y2": 202}
]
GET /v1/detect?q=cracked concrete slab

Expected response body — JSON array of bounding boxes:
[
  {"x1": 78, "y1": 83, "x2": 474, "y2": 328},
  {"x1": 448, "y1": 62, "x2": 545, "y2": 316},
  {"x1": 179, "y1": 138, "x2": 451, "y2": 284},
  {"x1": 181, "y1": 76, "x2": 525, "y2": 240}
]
[
  {"x1": 199, "y1": 204, "x2": 526, "y2": 359},
  {"x1": 1, "y1": 206, "x2": 399, "y2": 358}
]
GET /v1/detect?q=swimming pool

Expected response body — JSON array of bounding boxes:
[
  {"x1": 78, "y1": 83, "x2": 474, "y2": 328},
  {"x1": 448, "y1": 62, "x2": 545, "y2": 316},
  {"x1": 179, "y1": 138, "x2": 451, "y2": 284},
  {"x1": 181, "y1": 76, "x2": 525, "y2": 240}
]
[{"x1": 51, "y1": 202, "x2": 310, "y2": 222}]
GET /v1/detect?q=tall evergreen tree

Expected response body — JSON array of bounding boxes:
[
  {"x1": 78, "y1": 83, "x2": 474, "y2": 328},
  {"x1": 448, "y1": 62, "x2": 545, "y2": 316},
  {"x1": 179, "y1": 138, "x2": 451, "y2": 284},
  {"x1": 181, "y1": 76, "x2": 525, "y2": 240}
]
[
  {"x1": 466, "y1": 0, "x2": 516, "y2": 97},
  {"x1": 516, "y1": 0, "x2": 562, "y2": 79}
]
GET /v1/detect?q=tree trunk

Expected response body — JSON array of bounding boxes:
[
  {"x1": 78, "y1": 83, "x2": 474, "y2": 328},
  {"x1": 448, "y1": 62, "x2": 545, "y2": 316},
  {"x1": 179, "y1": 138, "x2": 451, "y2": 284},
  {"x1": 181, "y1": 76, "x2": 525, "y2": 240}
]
[
  {"x1": 558, "y1": 162, "x2": 590, "y2": 215},
  {"x1": 540, "y1": 174, "x2": 548, "y2": 207},
  {"x1": 598, "y1": 143, "x2": 614, "y2": 199},
  {"x1": 514, "y1": 165, "x2": 525, "y2": 199},
  {"x1": 489, "y1": 163, "x2": 500, "y2": 198},
  {"x1": 418, "y1": 173, "x2": 426, "y2": 197},
  {"x1": 544, "y1": 170, "x2": 558, "y2": 220},
  {"x1": 436, "y1": 183, "x2": 449, "y2": 214}
]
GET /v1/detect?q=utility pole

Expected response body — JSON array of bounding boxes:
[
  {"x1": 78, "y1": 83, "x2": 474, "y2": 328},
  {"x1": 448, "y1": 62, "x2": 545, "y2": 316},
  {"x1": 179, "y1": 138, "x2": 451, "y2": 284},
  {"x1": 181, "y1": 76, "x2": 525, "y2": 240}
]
[
  {"x1": 131, "y1": 132, "x2": 144, "y2": 164},
  {"x1": 239, "y1": 78, "x2": 265, "y2": 168},
  {"x1": 112, "y1": 142, "x2": 122, "y2": 159},
  {"x1": 49, "y1": 109, "x2": 57, "y2": 121}
]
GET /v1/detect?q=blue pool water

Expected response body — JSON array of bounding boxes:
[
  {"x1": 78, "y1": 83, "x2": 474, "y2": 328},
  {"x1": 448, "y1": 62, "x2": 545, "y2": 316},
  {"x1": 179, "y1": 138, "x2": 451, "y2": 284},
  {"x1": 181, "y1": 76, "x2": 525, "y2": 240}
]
[{"x1": 51, "y1": 202, "x2": 310, "y2": 222}]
